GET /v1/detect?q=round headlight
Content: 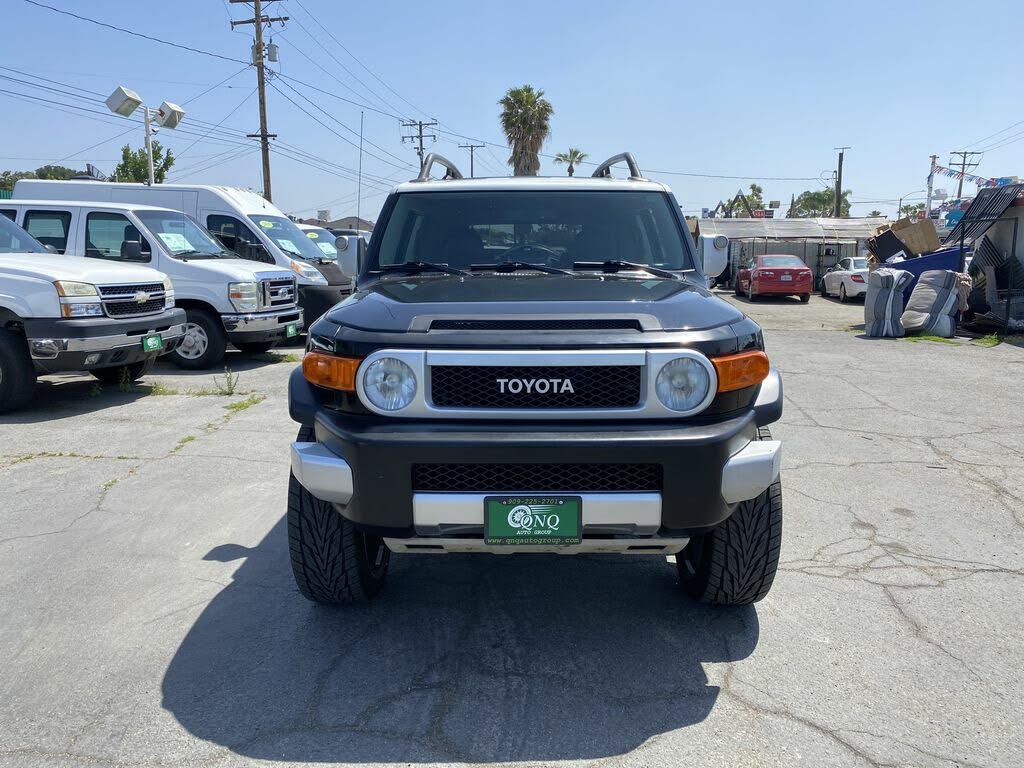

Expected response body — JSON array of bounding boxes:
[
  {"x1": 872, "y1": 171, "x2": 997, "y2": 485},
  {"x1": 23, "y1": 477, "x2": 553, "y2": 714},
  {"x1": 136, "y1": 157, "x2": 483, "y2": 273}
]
[
  {"x1": 655, "y1": 357, "x2": 711, "y2": 412},
  {"x1": 362, "y1": 357, "x2": 417, "y2": 411}
]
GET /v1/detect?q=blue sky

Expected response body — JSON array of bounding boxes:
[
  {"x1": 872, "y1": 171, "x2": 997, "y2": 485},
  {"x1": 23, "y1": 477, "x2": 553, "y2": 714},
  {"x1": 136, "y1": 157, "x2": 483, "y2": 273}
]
[{"x1": 2, "y1": 0, "x2": 1022, "y2": 223}]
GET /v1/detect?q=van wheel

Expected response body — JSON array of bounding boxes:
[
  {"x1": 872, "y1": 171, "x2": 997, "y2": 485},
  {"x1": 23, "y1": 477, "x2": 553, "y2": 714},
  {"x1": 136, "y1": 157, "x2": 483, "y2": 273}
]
[
  {"x1": 235, "y1": 341, "x2": 278, "y2": 354},
  {"x1": 170, "y1": 308, "x2": 227, "y2": 370},
  {"x1": 678, "y1": 426, "x2": 782, "y2": 605},
  {"x1": 0, "y1": 329, "x2": 36, "y2": 413},
  {"x1": 288, "y1": 425, "x2": 390, "y2": 604},
  {"x1": 91, "y1": 358, "x2": 154, "y2": 386}
]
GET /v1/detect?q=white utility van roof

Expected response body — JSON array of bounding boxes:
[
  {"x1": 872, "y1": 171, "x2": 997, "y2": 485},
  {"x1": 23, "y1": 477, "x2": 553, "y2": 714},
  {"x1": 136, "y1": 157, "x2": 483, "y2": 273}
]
[{"x1": 13, "y1": 180, "x2": 280, "y2": 216}]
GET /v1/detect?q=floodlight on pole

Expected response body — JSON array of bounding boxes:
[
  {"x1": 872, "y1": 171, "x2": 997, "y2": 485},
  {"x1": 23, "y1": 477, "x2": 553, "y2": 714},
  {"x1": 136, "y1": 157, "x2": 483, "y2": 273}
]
[{"x1": 105, "y1": 86, "x2": 185, "y2": 185}]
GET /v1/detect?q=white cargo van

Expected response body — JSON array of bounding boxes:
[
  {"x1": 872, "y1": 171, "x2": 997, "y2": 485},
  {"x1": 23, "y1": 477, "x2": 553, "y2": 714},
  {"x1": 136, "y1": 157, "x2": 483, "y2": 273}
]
[
  {"x1": 2, "y1": 200, "x2": 303, "y2": 370},
  {"x1": 0, "y1": 212, "x2": 185, "y2": 411},
  {"x1": 14, "y1": 180, "x2": 352, "y2": 322}
]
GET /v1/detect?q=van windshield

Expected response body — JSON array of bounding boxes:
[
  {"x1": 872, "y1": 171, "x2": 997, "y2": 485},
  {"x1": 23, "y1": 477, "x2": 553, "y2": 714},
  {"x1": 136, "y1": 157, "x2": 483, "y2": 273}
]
[
  {"x1": 0, "y1": 215, "x2": 47, "y2": 254},
  {"x1": 249, "y1": 215, "x2": 327, "y2": 262},
  {"x1": 299, "y1": 227, "x2": 338, "y2": 260},
  {"x1": 135, "y1": 210, "x2": 227, "y2": 259}
]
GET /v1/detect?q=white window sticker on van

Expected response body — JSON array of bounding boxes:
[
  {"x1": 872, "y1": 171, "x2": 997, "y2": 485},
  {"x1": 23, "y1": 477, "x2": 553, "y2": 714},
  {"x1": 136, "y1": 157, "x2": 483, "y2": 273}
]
[
  {"x1": 158, "y1": 232, "x2": 191, "y2": 252},
  {"x1": 276, "y1": 238, "x2": 298, "y2": 253},
  {"x1": 316, "y1": 242, "x2": 335, "y2": 254}
]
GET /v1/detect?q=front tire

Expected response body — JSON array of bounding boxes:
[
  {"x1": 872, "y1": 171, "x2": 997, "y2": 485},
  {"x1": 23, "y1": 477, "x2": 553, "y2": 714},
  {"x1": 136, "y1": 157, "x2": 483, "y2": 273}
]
[
  {"x1": 91, "y1": 358, "x2": 154, "y2": 386},
  {"x1": 800, "y1": 293, "x2": 810, "y2": 303},
  {"x1": 747, "y1": 283, "x2": 757, "y2": 301},
  {"x1": 678, "y1": 426, "x2": 782, "y2": 605},
  {"x1": 820, "y1": 279, "x2": 829, "y2": 297},
  {"x1": 839, "y1": 283, "x2": 849, "y2": 303},
  {"x1": 169, "y1": 308, "x2": 227, "y2": 370},
  {"x1": 288, "y1": 425, "x2": 390, "y2": 604},
  {"x1": 0, "y1": 329, "x2": 36, "y2": 413}
]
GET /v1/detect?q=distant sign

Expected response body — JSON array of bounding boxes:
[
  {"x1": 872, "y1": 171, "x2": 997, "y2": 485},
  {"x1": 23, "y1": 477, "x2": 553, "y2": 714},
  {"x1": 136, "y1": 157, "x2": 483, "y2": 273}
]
[
  {"x1": 752, "y1": 209, "x2": 765, "y2": 218},
  {"x1": 764, "y1": 209, "x2": 775, "y2": 218},
  {"x1": 768, "y1": 200, "x2": 780, "y2": 209},
  {"x1": 701, "y1": 207, "x2": 710, "y2": 218}
]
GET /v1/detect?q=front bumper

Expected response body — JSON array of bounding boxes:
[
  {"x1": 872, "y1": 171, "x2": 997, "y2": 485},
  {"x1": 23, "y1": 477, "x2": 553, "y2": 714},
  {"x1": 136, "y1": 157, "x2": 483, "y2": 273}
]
[
  {"x1": 298, "y1": 284, "x2": 351, "y2": 324},
  {"x1": 289, "y1": 370, "x2": 783, "y2": 538},
  {"x1": 23, "y1": 309, "x2": 186, "y2": 373},
  {"x1": 222, "y1": 307, "x2": 304, "y2": 343}
]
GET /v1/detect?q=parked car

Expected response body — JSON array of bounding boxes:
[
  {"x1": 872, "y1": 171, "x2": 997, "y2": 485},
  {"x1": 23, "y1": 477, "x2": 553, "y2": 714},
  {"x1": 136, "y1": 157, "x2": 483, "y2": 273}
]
[
  {"x1": 0, "y1": 212, "x2": 185, "y2": 412},
  {"x1": 13, "y1": 180, "x2": 352, "y2": 322},
  {"x1": 735, "y1": 254, "x2": 812, "y2": 302},
  {"x1": 295, "y1": 224, "x2": 339, "y2": 260},
  {"x1": 286, "y1": 152, "x2": 784, "y2": 607},
  {"x1": 820, "y1": 256, "x2": 869, "y2": 302},
  {"x1": 3, "y1": 200, "x2": 302, "y2": 368}
]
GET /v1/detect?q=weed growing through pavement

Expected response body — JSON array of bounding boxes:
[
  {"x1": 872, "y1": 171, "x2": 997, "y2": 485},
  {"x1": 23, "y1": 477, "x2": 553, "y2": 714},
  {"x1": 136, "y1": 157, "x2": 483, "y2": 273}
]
[
  {"x1": 171, "y1": 435, "x2": 196, "y2": 454},
  {"x1": 89, "y1": 382, "x2": 103, "y2": 398},
  {"x1": 252, "y1": 351, "x2": 301, "y2": 364},
  {"x1": 213, "y1": 367, "x2": 240, "y2": 396},
  {"x1": 903, "y1": 334, "x2": 960, "y2": 345},
  {"x1": 101, "y1": 478, "x2": 118, "y2": 492},
  {"x1": 146, "y1": 382, "x2": 179, "y2": 395},
  {"x1": 223, "y1": 394, "x2": 265, "y2": 414},
  {"x1": 972, "y1": 333, "x2": 1002, "y2": 348},
  {"x1": 118, "y1": 367, "x2": 134, "y2": 393}
]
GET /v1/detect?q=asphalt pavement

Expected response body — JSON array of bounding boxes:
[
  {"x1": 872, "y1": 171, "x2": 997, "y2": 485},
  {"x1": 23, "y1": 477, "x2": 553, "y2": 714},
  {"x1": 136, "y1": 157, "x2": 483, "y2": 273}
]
[{"x1": 2, "y1": 294, "x2": 1023, "y2": 767}]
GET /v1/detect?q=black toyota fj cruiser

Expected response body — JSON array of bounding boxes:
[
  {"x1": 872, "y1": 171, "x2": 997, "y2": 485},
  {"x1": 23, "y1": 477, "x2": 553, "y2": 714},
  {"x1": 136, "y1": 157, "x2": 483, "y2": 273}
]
[{"x1": 287, "y1": 153, "x2": 783, "y2": 606}]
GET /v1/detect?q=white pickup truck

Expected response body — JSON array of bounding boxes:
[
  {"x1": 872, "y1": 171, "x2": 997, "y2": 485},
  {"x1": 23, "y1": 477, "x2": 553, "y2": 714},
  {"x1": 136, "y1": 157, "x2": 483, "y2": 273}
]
[{"x1": 0, "y1": 212, "x2": 185, "y2": 412}]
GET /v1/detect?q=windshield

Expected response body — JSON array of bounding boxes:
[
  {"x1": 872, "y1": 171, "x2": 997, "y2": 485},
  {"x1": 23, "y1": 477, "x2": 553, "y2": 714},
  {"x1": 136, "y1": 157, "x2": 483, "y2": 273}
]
[
  {"x1": 852, "y1": 258, "x2": 868, "y2": 270},
  {"x1": 249, "y1": 215, "x2": 327, "y2": 261},
  {"x1": 300, "y1": 227, "x2": 338, "y2": 260},
  {"x1": 761, "y1": 256, "x2": 806, "y2": 268},
  {"x1": 0, "y1": 215, "x2": 47, "y2": 254},
  {"x1": 135, "y1": 210, "x2": 225, "y2": 258},
  {"x1": 375, "y1": 191, "x2": 692, "y2": 271}
]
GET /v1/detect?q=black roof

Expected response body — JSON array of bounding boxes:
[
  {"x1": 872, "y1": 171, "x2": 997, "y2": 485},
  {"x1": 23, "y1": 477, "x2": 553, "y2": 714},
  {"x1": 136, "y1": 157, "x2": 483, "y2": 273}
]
[{"x1": 944, "y1": 183, "x2": 1024, "y2": 245}]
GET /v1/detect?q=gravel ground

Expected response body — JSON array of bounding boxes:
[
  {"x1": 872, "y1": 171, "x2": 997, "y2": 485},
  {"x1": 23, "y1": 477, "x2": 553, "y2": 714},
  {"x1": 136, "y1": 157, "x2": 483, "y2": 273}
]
[{"x1": 2, "y1": 295, "x2": 1023, "y2": 768}]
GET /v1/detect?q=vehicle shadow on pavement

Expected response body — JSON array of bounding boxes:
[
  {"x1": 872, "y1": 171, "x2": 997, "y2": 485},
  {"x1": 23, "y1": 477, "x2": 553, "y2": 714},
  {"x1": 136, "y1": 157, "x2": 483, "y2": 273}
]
[
  {"x1": 162, "y1": 517, "x2": 759, "y2": 763},
  {"x1": 0, "y1": 376, "x2": 156, "y2": 423}
]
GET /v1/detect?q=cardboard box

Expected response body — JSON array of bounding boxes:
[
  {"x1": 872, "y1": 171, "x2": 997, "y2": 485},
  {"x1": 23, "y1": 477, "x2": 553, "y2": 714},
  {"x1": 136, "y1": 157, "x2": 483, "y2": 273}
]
[{"x1": 890, "y1": 217, "x2": 941, "y2": 256}]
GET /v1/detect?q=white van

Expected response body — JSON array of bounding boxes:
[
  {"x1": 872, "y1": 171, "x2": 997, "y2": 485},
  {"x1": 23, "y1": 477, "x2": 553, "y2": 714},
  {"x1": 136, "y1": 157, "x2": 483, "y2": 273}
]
[
  {"x1": 0, "y1": 212, "x2": 185, "y2": 411},
  {"x1": 14, "y1": 180, "x2": 352, "y2": 322},
  {"x1": 2, "y1": 200, "x2": 302, "y2": 369}
]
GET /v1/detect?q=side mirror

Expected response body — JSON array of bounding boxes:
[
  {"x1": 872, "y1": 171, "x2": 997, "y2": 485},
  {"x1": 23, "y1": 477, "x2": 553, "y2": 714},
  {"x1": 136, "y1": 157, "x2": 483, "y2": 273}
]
[
  {"x1": 214, "y1": 232, "x2": 237, "y2": 252},
  {"x1": 44, "y1": 244, "x2": 58, "y2": 254},
  {"x1": 338, "y1": 237, "x2": 362, "y2": 278},
  {"x1": 239, "y1": 242, "x2": 275, "y2": 264},
  {"x1": 120, "y1": 240, "x2": 144, "y2": 261},
  {"x1": 334, "y1": 235, "x2": 349, "y2": 252},
  {"x1": 701, "y1": 247, "x2": 727, "y2": 280}
]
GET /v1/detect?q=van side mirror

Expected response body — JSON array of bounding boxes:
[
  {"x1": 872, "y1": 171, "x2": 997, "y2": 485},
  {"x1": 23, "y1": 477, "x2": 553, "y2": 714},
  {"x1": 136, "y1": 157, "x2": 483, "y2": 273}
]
[
  {"x1": 214, "y1": 232, "x2": 237, "y2": 252},
  {"x1": 239, "y1": 241, "x2": 275, "y2": 264},
  {"x1": 120, "y1": 240, "x2": 145, "y2": 261},
  {"x1": 701, "y1": 248, "x2": 727, "y2": 280},
  {"x1": 44, "y1": 244, "x2": 58, "y2": 254},
  {"x1": 334, "y1": 235, "x2": 349, "y2": 252},
  {"x1": 338, "y1": 237, "x2": 363, "y2": 278}
]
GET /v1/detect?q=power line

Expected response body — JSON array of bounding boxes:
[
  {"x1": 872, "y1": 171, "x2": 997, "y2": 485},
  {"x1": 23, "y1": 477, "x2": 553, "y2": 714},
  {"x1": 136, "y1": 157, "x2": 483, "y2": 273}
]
[
  {"x1": 401, "y1": 120, "x2": 438, "y2": 169},
  {"x1": 181, "y1": 66, "x2": 251, "y2": 106},
  {"x1": 174, "y1": 87, "x2": 258, "y2": 161},
  {"x1": 458, "y1": 143, "x2": 485, "y2": 178},
  {"x1": 949, "y1": 150, "x2": 982, "y2": 199},
  {"x1": 966, "y1": 118, "x2": 1024, "y2": 150}
]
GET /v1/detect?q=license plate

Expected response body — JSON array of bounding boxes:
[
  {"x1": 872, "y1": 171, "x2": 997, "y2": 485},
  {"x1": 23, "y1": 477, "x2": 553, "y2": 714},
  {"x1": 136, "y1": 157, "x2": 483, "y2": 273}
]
[
  {"x1": 780, "y1": 274, "x2": 793, "y2": 281},
  {"x1": 141, "y1": 333, "x2": 163, "y2": 352},
  {"x1": 484, "y1": 496, "x2": 582, "y2": 546},
  {"x1": 285, "y1": 322, "x2": 298, "y2": 338}
]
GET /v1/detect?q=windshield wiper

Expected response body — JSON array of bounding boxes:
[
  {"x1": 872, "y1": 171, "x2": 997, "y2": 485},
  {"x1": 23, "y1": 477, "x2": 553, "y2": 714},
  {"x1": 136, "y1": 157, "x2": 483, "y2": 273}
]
[
  {"x1": 380, "y1": 261, "x2": 468, "y2": 276},
  {"x1": 173, "y1": 249, "x2": 218, "y2": 261},
  {"x1": 469, "y1": 261, "x2": 571, "y2": 275},
  {"x1": 571, "y1": 260, "x2": 679, "y2": 280}
]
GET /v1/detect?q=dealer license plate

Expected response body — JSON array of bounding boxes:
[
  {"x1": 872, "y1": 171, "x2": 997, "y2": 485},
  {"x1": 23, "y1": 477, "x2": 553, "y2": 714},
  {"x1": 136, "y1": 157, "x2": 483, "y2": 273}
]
[
  {"x1": 141, "y1": 333, "x2": 163, "y2": 352},
  {"x1": 484, "y1": 496, "x2": 582, "y2": 546},
  {"x1": 780, "y1": 274, "x2": 792, "y2": 281},
  {"x1": 285, "y1": 322, "x2": 298, "y2": 338}
]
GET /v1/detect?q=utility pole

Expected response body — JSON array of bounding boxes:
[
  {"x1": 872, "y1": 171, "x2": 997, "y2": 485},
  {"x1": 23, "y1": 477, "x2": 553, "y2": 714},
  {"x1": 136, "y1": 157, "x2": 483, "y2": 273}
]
[
  {"x1": 356, "y1": 111, "x2": 364, "y2": 226},
  {"x1": 833, "y1": 146, "x2": 850, "y2": 217},
  {"x1": 949, "y1": 150, "x2": 982, "y2": 200},
  {"x1": 231, "y1": 0, "x2": 287, "y2": 202},
  {"x1": 401, "y1": 119, "x2": 438, "y2": 169},
  {"x1": 925, "y1": 154, "x2": 939, "y2": 218},
  {"x1": 458, "y1": 143, "x2": 484, "y2": 177}
]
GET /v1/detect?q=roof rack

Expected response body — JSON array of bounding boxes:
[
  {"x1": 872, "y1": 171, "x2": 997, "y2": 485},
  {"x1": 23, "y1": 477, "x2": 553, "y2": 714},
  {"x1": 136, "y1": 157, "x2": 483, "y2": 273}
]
[
  {"x1": 414, "y1": 153, "x2": 464, "y2": 182},
  {"x1": 591, "y1": 152, "x2": 645, "y2": 181}
]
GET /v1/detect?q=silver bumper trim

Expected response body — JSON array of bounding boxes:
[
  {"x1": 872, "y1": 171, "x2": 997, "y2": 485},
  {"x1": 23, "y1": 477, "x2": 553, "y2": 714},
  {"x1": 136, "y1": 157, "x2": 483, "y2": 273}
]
[
  {"x1": 721, "y1": 438, "x2": 781, "y2": 504},
  {"x1": 222, "y1": 307, "x2": 305, "y2": 333},
  {"x1": 412, "y1": 492, "x2": 662, "y2": 536},
  {"x1": 383, "y1": 537, "x2": 689, "y2": 555},
  {"x1": 28, "y1": 322, "x2": 186, "y2": 357},
  {"x1": 290, "y1": 441, "x2": 353, "y2": 504}
]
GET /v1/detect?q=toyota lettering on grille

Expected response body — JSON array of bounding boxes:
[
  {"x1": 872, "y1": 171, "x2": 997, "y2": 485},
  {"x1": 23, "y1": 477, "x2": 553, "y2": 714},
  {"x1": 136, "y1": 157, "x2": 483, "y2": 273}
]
[{"x1": 495, "y1": 377, "x2": 575, "y2": 395}]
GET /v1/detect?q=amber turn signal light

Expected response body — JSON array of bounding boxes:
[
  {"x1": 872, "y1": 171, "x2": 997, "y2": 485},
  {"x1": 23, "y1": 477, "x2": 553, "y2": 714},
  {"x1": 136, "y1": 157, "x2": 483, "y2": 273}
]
[
  {"x1": 302, "y1": 352, "x2": 361, "y2": 392},
  {"x1": 712, "y1": 350, "x2": 770, "y2": 393}
]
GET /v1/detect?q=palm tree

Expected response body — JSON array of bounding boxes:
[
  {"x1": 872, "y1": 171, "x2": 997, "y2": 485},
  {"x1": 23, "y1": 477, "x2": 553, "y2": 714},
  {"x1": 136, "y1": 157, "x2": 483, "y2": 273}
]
[
  {"x1": 499, "y1": 85, "x2": 553, "y2": 176},
  {"x1": 553, "y1": 148, "x2": 587, "y2": 176}
]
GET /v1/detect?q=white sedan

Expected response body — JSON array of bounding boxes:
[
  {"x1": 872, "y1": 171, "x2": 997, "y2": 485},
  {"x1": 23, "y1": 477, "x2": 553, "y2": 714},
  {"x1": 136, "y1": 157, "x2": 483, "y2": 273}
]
[{"x1": 821, "y1": 257, "x2": 869, "y2": 302}]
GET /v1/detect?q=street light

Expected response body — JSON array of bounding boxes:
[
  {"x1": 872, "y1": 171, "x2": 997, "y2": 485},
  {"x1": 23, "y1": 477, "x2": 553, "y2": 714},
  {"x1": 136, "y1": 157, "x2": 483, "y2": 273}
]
[
  {"x1": 105, "y1": 86, "x2": 185, "y2": 185},
  {"x1": 897, "y1": 189, "x2": 925, "y2": 220}
]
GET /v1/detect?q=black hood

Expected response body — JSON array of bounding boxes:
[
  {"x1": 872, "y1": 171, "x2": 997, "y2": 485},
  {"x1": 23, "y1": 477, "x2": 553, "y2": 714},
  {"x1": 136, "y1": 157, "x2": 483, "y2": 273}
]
[{"x1": 320, "y1": 273, "x2": 745, "y2": 332}]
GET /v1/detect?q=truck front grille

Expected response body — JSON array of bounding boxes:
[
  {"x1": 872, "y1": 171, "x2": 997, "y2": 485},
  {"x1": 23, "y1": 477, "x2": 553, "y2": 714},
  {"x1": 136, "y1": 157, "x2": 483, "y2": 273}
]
[
  {"x1": 412, "y1": 463, "x2": 663, "y2": 492},
  {"x1": 97, "y1": 282, "x2": 166, "y2": 318},
  {"x1": 261, "y1": 278, "x2": 297, "y2": 309},
  {"x1": 430, "y1": 365, "x2": 642, "y2": 409}
]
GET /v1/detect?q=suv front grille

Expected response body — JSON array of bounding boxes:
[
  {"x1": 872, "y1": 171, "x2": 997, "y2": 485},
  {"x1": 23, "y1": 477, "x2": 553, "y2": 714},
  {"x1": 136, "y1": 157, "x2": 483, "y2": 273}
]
[
  {"x1": 430, "y1": 365, "x2": 642, "y2": 409},
  {"x1": 412, "y1": 463, "x2": 663, "y2": 492},
  {"x1": 261, "y1": 278, "x2": 297, "y2": 309},
  {"x1": 97, "y1": 282, "x2": 166, "y2": 318},
  {"x1": 430, "y1": 318, "x2": 642, "y2": 331}
]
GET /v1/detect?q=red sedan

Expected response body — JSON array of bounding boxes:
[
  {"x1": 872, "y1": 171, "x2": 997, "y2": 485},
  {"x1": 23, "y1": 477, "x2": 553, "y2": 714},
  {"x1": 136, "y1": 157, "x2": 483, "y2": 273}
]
[{"x1": 736, "y1": 254, "x2": 813, "y2": 303}]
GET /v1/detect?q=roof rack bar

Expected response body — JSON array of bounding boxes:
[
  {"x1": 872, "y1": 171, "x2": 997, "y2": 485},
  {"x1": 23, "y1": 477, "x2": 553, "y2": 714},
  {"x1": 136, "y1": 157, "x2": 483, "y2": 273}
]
[
  {"x1": 414, "y1": 153, "x2": 464, "y2": 182},
  {"x1": 591, "y1": 152, "x2": 645, "y2": 181}
]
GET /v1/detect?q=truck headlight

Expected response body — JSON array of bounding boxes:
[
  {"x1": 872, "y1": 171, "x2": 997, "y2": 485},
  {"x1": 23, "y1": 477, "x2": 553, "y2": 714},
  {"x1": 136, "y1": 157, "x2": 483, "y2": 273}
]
[
  {"x1": 163, "y1": 276, "x2": 175, "y2": 308},
  {"x1": 54, "y1": 281, "x2": 98, "y2": 297},
  {"x1": 60, "y1": 302, "x2": 104, "y2": 318},
  {"x1": 290, "y1": 259, "x2": 328, "y2": 285},
  {"x1": 362, "y1": 357, "x2": 416, "y2": 411},
  {"x1": 655, "y1": 356, "x2": 712, "y2": 412},
  {"x1": 228, "y1": 282, "x2": 259, "y2": 312}
]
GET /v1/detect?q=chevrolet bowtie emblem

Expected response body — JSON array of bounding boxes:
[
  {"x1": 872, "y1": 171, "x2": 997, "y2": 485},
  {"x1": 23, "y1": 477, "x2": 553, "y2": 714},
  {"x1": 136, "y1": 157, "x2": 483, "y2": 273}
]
[{"x1": 134, "y1": 291, "x2": 150, "y2": 304}]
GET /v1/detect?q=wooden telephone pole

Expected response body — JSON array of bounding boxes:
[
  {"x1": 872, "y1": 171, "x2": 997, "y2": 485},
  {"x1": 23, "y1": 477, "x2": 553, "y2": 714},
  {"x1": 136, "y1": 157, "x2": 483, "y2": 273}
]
[{"x1": 230, "y1": 0, "x2": 287, "y2": 202}]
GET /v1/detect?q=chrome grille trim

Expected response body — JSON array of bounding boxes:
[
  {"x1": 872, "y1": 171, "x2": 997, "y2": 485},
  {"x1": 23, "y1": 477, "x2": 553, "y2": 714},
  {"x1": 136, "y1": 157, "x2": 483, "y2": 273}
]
[
  {"x1": 97, "y1": 282, "x2": 167, "y2": 319},
  {"x1": 259, "y1": 277, "x2": 298, "y2": 310}
]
